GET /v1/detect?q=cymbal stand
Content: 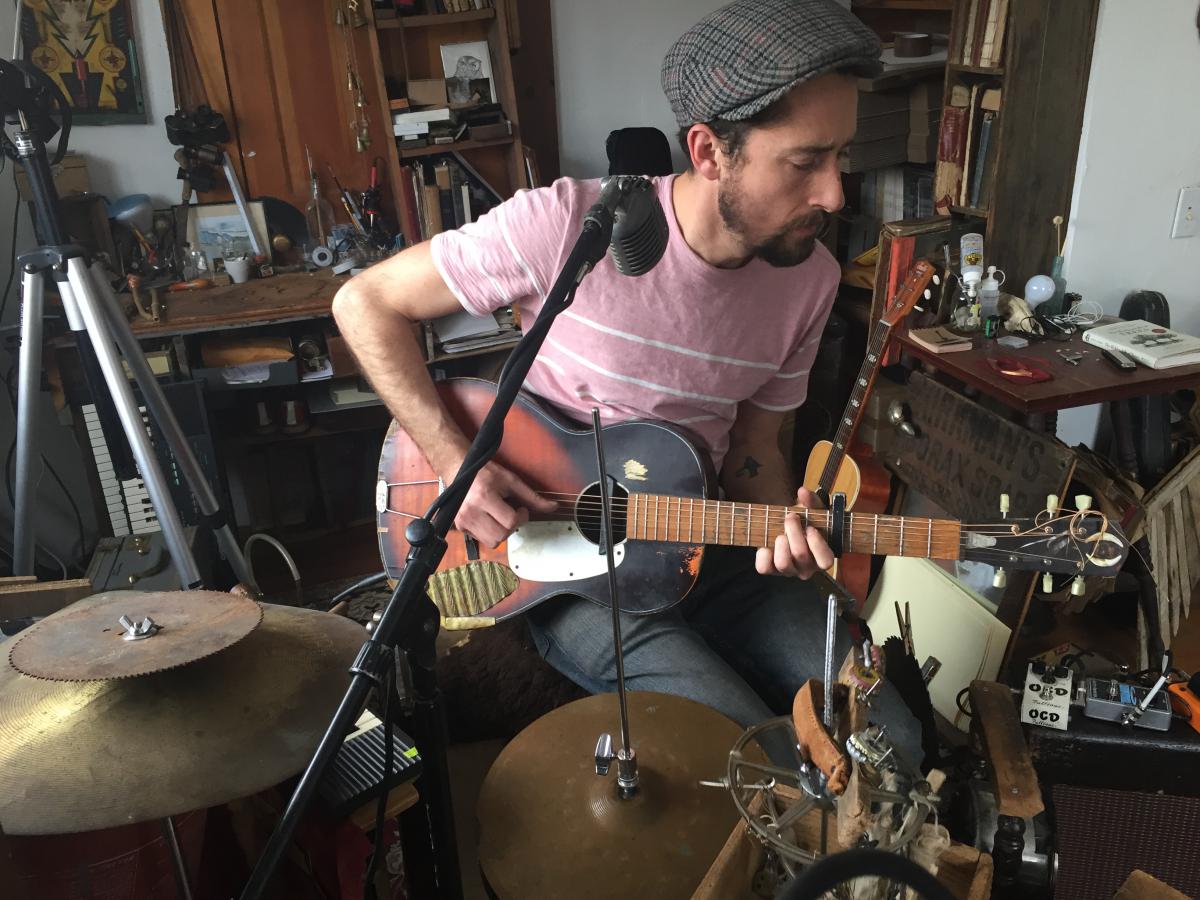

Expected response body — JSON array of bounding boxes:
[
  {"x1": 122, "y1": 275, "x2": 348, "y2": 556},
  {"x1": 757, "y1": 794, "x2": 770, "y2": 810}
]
[
  {"x1": 589, "y1": 409, "x2": 638, "y2": 797},
  {"x1": 3, "y1": 63, "x2": 251, "y2": 587},
  {"x1": 238, "y1": 176, "x2": 648, "y2": 900}
]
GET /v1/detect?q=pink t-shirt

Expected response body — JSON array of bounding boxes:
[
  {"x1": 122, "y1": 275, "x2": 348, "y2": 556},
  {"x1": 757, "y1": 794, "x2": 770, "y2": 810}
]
[{"x1": 430, "y1": 175, "x2": 838, "y2": 471}]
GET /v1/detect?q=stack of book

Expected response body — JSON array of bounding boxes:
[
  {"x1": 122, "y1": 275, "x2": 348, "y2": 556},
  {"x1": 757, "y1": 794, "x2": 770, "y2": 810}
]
[
  {"x1": 933, "y1": 84, "x2": 1001, "y2": 214},
  {"x1": 398, "y1": 152, "x2": 503, "y2": 240},
  {"x1": 907, "y1": 326, "x2": 973, "y2": 354},
  {"x1": 958, "y1": 0, "x2": 1010, "y2": 68},
  {"x1": 392, "y1": 107, "x2": 460, "y2": 147},
  {"x1": 907, "y1": 79, "x2": 942, "y2": 164}
]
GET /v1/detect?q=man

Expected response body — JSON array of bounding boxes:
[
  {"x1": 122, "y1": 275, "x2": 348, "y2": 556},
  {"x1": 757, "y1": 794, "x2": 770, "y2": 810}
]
[{"x1": 334, "y1": 0, "x2": 923, "y2": 761}]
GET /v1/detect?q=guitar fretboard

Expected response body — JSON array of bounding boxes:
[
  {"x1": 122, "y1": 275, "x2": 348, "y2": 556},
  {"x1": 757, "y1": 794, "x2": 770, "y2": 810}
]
[
  {"x1": 817, "y1": 319, "x2": 891, "y2": 494},
  {"x1": 625, "y1": 494, "x2": 961, "y2": 560}
]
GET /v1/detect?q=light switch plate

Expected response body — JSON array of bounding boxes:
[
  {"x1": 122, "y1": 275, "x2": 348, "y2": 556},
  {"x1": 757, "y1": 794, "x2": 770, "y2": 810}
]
[{"x1": 1171, "y1": 185, "x2": 1199, "y2": 238}]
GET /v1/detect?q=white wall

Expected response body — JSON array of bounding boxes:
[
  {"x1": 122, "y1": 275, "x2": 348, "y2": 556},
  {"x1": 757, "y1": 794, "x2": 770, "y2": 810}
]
[
  {"x1": 0, "y1": 0, "x2": 177, "y2": 573},
  {"x1": 1056, "y1": 0, "x2": 1200, "y2": 447},
  {"x1": 552, "y1": 0, "x2": 728, "y2": 177}
]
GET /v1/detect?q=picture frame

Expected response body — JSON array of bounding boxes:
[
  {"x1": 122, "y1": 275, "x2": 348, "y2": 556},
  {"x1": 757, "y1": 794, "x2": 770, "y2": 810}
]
[
  {"x1": 185, "y1": 201, "x2": 268, "y2": 269},
  {"x1": 439, "y1": 40, "x2": 496, "y2": 109}
]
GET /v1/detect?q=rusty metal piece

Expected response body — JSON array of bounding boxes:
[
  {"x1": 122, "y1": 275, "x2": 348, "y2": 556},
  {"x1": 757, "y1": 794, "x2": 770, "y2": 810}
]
[{"x1": 8, "y1": 590, "x2": 263, "y2": 681}]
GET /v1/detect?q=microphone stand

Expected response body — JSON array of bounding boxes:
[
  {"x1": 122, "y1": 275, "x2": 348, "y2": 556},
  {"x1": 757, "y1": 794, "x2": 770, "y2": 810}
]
[{"x1": 239, "y1": 179, "x2": 639, "y2": 900}]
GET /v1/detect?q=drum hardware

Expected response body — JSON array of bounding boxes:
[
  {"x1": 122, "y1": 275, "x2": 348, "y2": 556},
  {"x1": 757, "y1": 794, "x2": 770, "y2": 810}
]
[{"x1": 118, "y1": 614, "x2": 159, "y2": 640}]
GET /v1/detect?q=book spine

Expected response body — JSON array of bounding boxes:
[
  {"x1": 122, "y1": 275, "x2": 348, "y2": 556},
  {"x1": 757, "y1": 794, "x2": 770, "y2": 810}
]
[{"x1": 933, "y1": 106, "x2": 968, "y2": 214}]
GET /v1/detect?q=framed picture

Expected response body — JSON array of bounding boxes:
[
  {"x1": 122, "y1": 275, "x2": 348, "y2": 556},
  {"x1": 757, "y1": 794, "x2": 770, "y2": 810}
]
[
  {"x1": 19, "y1": 0, "x2": 148, "y2": 125},
  {"x1": 439, "y1": 40, "x2": 496, "y2": 109},
  {"x1": 186, "y1": 201, "x2": 268, "y2": 268}
]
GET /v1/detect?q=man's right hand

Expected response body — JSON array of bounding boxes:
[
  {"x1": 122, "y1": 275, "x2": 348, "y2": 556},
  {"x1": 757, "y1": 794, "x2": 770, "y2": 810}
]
[{"x1": 448, "y1": 460, "x2": 557, "y2": 549}]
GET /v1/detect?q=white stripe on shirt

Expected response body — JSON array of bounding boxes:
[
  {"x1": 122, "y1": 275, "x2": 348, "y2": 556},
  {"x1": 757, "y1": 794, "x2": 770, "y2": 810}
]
[
  {"x1": 546, "y1": 336, "x2": 738, "y2": 404},
  {"x1": 562, "y1": 311, "x2": 778, "y2": 370}
]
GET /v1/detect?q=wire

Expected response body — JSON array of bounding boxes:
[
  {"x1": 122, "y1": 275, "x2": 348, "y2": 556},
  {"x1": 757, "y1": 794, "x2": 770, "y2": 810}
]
[
  {"x1": 327, "y1": 570, "x2": 388, "y2": 612},
  {"x1": 243, "y1": 532, "x2": 303, "y2": 605}
]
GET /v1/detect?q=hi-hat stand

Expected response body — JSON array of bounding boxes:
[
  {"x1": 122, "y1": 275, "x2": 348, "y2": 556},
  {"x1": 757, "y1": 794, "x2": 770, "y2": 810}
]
[{"x1": 2, "y1": 60, "x2": 250, "y2": 588}]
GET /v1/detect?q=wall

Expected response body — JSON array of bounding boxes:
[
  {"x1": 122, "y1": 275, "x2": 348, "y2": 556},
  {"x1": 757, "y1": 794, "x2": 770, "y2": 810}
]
[
  {"x1": 1056, "y1": 0, "x2": 1200, "y2": 446},
  {"x1": 551, "y1": 0, "x2": 727, "y2": 177},
  {"x1": 0, "y1": 0, "x2": 177, "y2": 573}
]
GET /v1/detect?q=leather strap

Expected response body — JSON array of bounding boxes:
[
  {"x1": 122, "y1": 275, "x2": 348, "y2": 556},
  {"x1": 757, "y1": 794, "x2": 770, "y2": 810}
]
[{"x1": 792, "y1": 678, "x2": 850, "y2": 796}]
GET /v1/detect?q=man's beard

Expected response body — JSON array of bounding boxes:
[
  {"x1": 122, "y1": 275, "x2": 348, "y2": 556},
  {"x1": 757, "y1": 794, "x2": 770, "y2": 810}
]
[{"x1": 718, "y1": 179, "x2": 827, "y2": 268}]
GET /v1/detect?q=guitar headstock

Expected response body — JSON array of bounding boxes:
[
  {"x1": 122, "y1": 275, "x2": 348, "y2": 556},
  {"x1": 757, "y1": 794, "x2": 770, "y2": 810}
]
[
  {"x1": 881, "y1": 259, "x2": 938, "y2": 327},
  {"x1": 961, "y1": 501, "x2": 1130, "y2": 578}
]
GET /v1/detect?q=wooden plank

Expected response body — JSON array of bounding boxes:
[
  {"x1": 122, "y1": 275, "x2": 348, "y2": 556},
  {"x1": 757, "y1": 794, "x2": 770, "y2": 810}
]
[
  {"x1": 988, "y1": 0, "x2": 1100, "y2": 290},
  {"x1": 1113, "y1": 869, "x2": 1191, "y2": 900},
  {"x1": 0, "y1": 578, "x2": 92, "y2": 619},
  {"x1": 1173, "y1": 498, "x2": 1190, "y2": 632},
  {"x1": 1150, "y1": 511, "x2": 1171, "y2": 645},
  {"x1": 348, "y1": 782, "x2": 419, "y2": 831},
  {"x1": 968, "y1": 681, "x2": 1045, "y2": 819},
  {"x1": 1145, "y1": 446, "x2": 1200, "y2": 513},
  {"x1": 1167, "y1": 505, "x2": 1181, "y2": 636}
]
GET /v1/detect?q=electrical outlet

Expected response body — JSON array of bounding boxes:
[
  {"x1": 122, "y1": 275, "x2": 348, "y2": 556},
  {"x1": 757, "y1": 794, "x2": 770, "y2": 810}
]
[{"x1": 1171, "y1": 185, "x2": 1199, "y2": 239}]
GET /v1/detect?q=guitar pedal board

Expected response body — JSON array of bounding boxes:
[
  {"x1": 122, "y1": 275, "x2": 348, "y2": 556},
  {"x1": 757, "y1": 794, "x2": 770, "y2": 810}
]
[{"x1": 1083, "y1": 677, "x2": 1172, "y2": 731}]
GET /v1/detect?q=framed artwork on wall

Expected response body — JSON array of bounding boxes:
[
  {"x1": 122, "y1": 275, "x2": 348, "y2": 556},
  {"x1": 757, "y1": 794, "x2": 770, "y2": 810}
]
[{"x1": 19, "y1": 0, "x2": 148, "y2": 125}]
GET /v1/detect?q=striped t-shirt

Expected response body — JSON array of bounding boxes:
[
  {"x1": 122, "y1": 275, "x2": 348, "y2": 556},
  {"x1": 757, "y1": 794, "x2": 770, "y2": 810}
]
[{"x1": 430, "y1": 175, "x2": 839, "y2": 472}]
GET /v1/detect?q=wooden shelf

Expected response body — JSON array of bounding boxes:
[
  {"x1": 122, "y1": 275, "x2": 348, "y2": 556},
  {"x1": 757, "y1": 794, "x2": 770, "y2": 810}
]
[
  {"x1": 948, "y1": 62, "x2": 1005, "y2": 76},
  {"x1": 398, "y1": 135, "x2": 515, "y2": 159},
  {"x1": 377, "y1": 9, "x2": 495, "y2": 29}
]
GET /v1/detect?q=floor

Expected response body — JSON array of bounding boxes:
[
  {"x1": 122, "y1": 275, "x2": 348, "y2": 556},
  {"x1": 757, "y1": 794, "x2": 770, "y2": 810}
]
[{"x1": 448, "y1": 740, "x2": 506, "y2": 900}]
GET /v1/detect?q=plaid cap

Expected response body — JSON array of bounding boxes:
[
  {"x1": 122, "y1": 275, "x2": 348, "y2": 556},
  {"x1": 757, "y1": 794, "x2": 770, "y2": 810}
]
[{"x1": 661, "y1": 0, "x2": 882, "y2": 128}]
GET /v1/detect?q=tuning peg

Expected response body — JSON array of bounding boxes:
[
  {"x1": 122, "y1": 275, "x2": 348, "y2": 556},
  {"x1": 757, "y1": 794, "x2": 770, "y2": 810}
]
[
  {"x1": 914, "y1": 306, "x2": 925, "y2": 313},
  {"x1": 924, "y1": 288, "x2": 932, "y2": 300},
  {"x1": 993, "y1": 568, "x2": 1007, "y2": 588},
  {"x1": 1071, "y1": 575, "x2": 1087, "y2": 596},
  {"x1": 1075, "y1": 494, "x2": 1093, "y2": 511},
  {"x1": 999, "y1": 493, "x2": 1010, "y2": 517},
  {"x1": 1046, "y1": 494, "x2": 1060, "y2": 515},
  {"x1": 1042, "y1": 572, "x2": 1055, "y2": 593}
]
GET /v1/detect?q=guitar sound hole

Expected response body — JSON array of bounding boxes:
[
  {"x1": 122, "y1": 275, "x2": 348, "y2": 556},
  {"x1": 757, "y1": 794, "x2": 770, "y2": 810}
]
[{"x1": 575, "y1": 481, "x2": 629, "y2": 545}]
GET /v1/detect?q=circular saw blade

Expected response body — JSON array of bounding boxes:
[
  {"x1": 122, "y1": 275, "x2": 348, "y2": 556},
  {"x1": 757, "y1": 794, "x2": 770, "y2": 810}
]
[{"x1": 8, "y1": 589, "x2": 263, "y2": 681}]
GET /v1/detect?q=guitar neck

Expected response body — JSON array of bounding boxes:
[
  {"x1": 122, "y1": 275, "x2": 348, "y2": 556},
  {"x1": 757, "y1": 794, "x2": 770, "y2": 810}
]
[
  {"x1": 816, "y1": 319, "x2": 893, "y2": 495},
  {"x1": 626, "y1": 494, "x2": 962, "y2": 561}
]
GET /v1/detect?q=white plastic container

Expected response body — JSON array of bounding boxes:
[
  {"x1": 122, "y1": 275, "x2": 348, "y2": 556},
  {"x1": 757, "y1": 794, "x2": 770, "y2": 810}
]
[
  {"x1": 980, "y1": 265, "x2": 1005, "y2": 319},
  {"x1": 960, "y1": 232, "x2": 984, "y2": 297}
]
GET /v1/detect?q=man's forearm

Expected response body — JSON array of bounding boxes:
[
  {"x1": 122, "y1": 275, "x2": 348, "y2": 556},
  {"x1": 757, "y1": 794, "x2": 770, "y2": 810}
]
[
  {"x1": 332, "y1": 281, "x2": 470, "y2": 478},
  {"x1": 721, "y1": 446, "x2": 795, "y2": 506}
]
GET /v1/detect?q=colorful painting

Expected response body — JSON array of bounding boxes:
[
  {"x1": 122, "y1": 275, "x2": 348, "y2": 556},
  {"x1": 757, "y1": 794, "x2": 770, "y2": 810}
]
[{"x1": 20, "y1": 0, "x2": 147, "y2": 125}]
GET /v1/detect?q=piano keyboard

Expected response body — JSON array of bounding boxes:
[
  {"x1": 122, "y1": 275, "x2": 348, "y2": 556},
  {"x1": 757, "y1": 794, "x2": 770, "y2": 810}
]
[{"x1": 83, "y1": 403, "x2": 159, "y2": 536}]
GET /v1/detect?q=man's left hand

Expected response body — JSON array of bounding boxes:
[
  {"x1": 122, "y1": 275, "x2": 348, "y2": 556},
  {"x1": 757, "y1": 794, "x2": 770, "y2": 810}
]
[{"x1": 754, "y1": 487, "x2": 835, "y2": 579}]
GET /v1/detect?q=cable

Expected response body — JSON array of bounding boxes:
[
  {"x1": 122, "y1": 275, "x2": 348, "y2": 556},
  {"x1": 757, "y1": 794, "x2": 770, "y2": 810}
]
[
  {"x1": 327, "y1": 570, "x2": 388, "y2": 612},
  {"x1": 243, "y1": 532, "x2": 303, "y2": 606}
]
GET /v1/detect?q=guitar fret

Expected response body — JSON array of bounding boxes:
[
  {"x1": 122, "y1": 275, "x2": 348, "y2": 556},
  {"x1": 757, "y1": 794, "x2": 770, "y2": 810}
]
[
  {"x1": 729, "y1": 503, "x2": 735, "y2": 546},
  {"x1": 927, "y1": 519, "x2": 932, "y2": 556},
  {"x1": 745, "y1": 503, "x2": 751, "y2": 546},
  {"x1": 689, "y1": 497, "x2": 695, "y2": 543},
  {"x1": 899, "y1": 516, "x2": 905, "y2": 556},
  {"x1": 873, "y1": 514, "x2": 878, "y2": 554},
  {"x1": 630, "y1": 494, "x2": 636, "y2": 540},
  {"x1": 676, "y1": 496, "x2": 681, "y2": 544},
  {"x1": 714, "y1": 501, "x2": 720, "y2": 544},
  {"x1": 762, "y1": 505, "x2": 769, "y2": 548},
  {"x1": 848, "y1": 510, "x2": 853, "y2": 553},
  {"x1": 654, "y1": 495, "x2": 659, "y2": 541}
]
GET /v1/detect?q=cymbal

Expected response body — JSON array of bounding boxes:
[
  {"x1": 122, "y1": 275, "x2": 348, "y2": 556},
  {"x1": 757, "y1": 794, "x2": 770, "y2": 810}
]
[
  {"x1": 9, "y1": 590, "x2": 263, "y2": 681},
  {"x1": 0, "y1": 602, "x2": 366, "y2": 835},
  {"x1": 477, "y1": 691, "x2": 755, "y2": 900}
]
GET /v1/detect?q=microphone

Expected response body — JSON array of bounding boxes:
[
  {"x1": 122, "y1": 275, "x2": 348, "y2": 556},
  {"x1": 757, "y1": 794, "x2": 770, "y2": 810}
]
[{"x1": 584, "y1": 176, "x2": 669, "y2": 277}]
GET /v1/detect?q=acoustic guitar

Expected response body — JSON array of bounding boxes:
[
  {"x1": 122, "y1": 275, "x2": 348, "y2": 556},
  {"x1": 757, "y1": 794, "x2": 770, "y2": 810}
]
[
  {"x1": 376, "y1": 379, "x2": 1128, "y2": 629},
  {"x1": 803, "y1": 259, "x2": 938, "y2": 601}
]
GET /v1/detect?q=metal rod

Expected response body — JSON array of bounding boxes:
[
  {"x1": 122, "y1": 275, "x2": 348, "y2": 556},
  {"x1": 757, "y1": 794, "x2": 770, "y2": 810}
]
[
  {"x1": 161, "y1": 816, "x2": 194, "y2": 900},
  {"x1": 12, "y1": 266, "x2": 43, "y2": 575},
  {"x1": 88, "y1": 260, "x2": 251, "y2": 586},
  {"x1": 62, "y1": 258, "x2": 202, "y2": 588},
  {"x1": 823, "y1": 590, "x2": 837, "y2": 730},
  {"x1": 593, "y1": 408, "x2": 637, "y2": 796}
]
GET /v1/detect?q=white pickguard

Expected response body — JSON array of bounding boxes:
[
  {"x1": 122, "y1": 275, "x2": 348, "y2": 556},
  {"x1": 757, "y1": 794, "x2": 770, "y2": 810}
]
[{"x1": 506, "y1": 521, "x2": 625, "y2": 582}]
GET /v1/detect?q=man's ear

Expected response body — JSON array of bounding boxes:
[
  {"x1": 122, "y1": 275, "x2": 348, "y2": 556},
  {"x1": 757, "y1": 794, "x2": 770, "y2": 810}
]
[{"x1": 686, "y1": 124, "x2": 725, "y2": 181}]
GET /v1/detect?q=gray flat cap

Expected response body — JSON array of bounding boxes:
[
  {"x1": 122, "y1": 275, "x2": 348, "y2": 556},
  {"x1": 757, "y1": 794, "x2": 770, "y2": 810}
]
[{"x1": 662, "y1": 0, "x2": 882, "y2": 128}]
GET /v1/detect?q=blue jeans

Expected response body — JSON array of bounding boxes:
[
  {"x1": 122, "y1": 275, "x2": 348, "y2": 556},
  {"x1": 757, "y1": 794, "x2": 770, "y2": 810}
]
[{"x1": 527, "y1": 545, "x2": 924, "y2": 766}]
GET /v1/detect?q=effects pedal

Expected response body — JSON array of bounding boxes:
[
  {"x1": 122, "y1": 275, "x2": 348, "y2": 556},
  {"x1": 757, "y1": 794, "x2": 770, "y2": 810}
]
[
  {"x1": 1021, "y1": 661, "x2": 1072, "y2": 730},
  {"x1": 1083, "y1": 676, "x2": 1172, "y2": 731}
]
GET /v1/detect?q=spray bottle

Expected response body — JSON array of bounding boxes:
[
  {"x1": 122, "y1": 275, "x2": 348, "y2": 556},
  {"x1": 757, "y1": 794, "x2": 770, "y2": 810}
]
[{"x1": 959, "y1": 232, "x2": 985, "y2": 329}]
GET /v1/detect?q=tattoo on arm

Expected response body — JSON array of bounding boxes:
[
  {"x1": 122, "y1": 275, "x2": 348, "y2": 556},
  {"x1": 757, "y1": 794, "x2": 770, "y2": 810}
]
[{"x1": 735, "y1": 456, "x2": 762, "y2": 478}]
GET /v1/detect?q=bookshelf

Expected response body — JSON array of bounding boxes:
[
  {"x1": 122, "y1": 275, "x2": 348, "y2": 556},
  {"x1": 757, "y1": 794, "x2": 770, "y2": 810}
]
[
  {"x1": 935, "y1": 0, "x2": 1100, "y2": 288},
  {"x1": 366, "y1": 1, "x2": 528, "y2": 246}
]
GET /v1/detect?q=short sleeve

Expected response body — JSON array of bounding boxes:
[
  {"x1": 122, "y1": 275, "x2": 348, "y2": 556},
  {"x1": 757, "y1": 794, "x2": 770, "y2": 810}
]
[{"x1": 429, "y1": 178, "x2": 590, "y2": 317}]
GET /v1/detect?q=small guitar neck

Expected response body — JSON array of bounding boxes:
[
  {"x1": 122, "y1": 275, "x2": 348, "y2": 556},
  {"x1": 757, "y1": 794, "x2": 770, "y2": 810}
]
[
  {"x1": 816, "y1": 319, "x2": 892, "y2": 495},
  {"x1": 626, "y1": 494, "x2": 962, "y2": 561}
]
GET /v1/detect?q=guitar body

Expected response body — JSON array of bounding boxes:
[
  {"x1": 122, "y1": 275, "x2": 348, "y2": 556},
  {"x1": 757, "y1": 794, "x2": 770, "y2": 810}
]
[
  {"x1": 376, "y1": 379, "x2": 717, "y2": 625},
  {"x1": 803, "y1": 441, "x2": 893, "y2": 602}
]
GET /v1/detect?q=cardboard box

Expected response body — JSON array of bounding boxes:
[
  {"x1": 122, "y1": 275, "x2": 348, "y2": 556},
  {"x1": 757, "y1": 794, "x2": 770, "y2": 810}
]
[
  {"x1": 407, "y1": 78, "x2": 448, "y2": 108},
  {"x1": 15, "y1": 151, "x2": 90, "y2": 201}
]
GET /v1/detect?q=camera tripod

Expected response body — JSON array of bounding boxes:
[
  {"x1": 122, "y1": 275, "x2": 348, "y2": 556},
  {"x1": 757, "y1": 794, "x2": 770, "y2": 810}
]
[{"x1": 2, "y1": 60, "x2": 250, "y2": 587}]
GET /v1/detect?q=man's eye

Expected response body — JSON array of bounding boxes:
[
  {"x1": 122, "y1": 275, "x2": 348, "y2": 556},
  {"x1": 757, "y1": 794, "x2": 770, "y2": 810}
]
[{"x1": 792, "y1": 159, "x2": 819, "y2": 172}]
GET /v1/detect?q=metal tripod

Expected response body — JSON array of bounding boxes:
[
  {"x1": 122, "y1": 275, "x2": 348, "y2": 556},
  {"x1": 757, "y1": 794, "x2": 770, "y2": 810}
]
[{"x1": 8, "y1": 126, "x2": 251, "y2": 588}]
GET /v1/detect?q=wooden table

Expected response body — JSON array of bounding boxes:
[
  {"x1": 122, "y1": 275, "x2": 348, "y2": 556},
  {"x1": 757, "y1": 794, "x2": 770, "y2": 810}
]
[{"x1": 896, "y1": 327, "x2": 1200, "y2": 415}]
